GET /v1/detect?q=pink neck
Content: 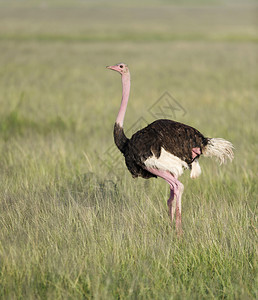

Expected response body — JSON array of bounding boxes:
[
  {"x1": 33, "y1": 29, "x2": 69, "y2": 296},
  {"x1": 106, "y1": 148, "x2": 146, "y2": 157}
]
[{"x1": 116, "y1": 72, "x2": 130, "y2": 127}]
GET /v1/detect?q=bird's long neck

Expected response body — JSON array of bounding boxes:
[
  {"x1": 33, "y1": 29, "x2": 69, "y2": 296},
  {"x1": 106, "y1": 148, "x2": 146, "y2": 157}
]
[
  {"x1": 114, "y1": 72, "x2": 130, "y2": 153},
  {"x1": 116, "y1": 72, "x2": 130, "y2": 127}
]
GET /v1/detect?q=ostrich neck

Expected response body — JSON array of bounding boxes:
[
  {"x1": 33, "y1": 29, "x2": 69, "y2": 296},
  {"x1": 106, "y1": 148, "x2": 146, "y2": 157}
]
[{"x1": 116, "y1": 72, "x2": 130, "y2": 127}]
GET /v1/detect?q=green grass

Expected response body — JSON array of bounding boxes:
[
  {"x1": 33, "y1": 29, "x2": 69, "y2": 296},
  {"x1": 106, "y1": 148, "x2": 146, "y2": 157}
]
[{"x1": 0, "y1": 1, "x2": 257, "y2": 299}]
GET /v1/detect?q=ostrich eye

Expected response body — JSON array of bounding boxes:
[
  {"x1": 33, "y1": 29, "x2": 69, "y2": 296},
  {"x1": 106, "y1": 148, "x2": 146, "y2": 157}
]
[{"x1": 120, "y1": 65, "x2": 123, "y2": 68}]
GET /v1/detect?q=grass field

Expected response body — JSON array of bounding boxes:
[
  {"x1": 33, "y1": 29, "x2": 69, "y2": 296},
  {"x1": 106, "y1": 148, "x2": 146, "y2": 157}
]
[{"x1": 0, "y1": 0, "x2": 257, "y2": 299}]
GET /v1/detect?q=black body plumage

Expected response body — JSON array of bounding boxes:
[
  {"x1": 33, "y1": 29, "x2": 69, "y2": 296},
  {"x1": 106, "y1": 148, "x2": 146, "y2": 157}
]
[{"x1": 114, "y1": 119, "x2": 209, "y2": 179}]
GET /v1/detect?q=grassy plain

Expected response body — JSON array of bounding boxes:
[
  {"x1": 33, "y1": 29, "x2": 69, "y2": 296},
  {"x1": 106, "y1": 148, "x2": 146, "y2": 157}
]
[{"x1": 0, "y1": 0, "x2": 257, "y2": 299}]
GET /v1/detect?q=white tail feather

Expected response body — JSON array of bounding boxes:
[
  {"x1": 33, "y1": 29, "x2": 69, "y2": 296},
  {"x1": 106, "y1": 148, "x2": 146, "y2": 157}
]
[
  {"x1": 190, "y1": 159, "x2": 201, "y2": 179},
  {"x1": 203, "y1": 138, "x2": 234, "y2": 164}
]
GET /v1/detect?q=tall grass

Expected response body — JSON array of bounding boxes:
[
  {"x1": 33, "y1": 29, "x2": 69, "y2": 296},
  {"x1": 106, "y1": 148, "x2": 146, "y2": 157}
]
[{"x1": 0, "y1": 1, "x2": 257, "y2": 299}]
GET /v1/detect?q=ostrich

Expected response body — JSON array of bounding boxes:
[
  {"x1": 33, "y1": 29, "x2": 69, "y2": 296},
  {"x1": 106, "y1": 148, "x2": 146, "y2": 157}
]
[{"x1": 107, "y1": 63, "x2": 234, "y2": 233}]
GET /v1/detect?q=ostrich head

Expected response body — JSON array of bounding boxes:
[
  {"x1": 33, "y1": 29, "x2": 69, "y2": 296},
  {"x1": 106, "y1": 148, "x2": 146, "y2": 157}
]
[{"x1": 106, "y1": 63, "x2": 129, "y2": 75}]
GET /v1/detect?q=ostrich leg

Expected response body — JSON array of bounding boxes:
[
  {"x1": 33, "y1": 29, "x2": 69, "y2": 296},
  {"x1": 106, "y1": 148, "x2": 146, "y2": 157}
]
[
  {"x1": 174, "y1": 179, "x2": 184, "y2": 235},
  {"x1": 167, "y1": 189, "x2": 176, "y2": 222},
  {"x1": 147, "y1": 168, "x2": 184, "y2": 234}
]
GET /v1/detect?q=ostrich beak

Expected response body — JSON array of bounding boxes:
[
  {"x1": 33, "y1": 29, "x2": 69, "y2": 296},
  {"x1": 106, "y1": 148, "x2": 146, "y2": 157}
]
[
  {"x1": 106, "y1": 65, "x2": 113, "y2": 70},
  {"x1": 106, "y1": 64, "x2": 124, "y2": 73}
]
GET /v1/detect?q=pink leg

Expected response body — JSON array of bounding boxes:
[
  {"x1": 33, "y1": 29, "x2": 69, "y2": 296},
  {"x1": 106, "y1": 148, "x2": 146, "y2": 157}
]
[
  {"x1": 167, "y1": 189, "x2": 175, "y2": 222},
  {"x1": 175, "y1": 181, "x2": 184, "y2": 235},
  {"x1": 147, "y1": 168, "x2": 184, "y2": 234},
  {"x1": 192, "y1": 147, "x2": 201, "y2": 159}
]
